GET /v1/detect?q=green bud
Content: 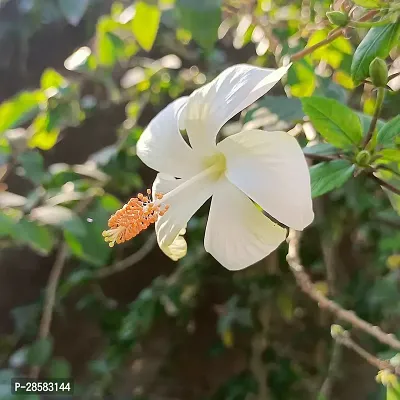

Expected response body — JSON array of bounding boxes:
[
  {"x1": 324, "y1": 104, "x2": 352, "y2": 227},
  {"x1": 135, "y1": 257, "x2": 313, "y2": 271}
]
[
  {"x1": 330, "y1": 324, "x2": 346, "y2": 339},
  {"x1": 355, "y1": 150, "x2": 371, "y2": 167},
  {"x1": 369, "y1": 57, "x2": 388, "y2": 87},
  {"x1": 326, "y1": 11, "x2": 349, "y2": 27}
]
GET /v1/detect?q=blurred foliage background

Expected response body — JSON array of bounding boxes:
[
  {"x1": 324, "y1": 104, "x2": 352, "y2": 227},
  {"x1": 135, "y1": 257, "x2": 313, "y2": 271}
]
[{"x1": 0, "y1": 0, "x2": 399, "y2": 399}]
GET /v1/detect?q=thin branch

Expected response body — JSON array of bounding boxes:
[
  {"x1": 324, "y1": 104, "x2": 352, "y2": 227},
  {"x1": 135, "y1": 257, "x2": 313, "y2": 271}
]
[
  {"x1": 286, "y1": 230, "x2": 400, "y2": 350},
  {"x1": 291, "y1": 27, "x2": 342, "y2": 62},
  {"x1": 29, "y1": 195, "x2": 96, "y2": 379},
  {"x1": 290, "y1": 10, "x2": 379, "y2": 62},
  {"x1": 95, "y1": 233, "x2": 157, "y2": 279},
  {"x1": 29, "y1": 243, "x2": 69, "y2": 379},
  {"x1": 319, "y1": 341, "x2": 343, "y2": 399},
  {"x1": 371, "y1": 175, "x2": 400, "y2": 196},
  {"x1": 336, "y1": 334, "x2": 391, "y2": 371}
]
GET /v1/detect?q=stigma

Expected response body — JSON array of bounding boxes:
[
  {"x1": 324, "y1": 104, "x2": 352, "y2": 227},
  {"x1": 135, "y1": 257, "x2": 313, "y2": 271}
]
[{"x1": 102, "y1": 189, "x2": 169, "y2": 247}]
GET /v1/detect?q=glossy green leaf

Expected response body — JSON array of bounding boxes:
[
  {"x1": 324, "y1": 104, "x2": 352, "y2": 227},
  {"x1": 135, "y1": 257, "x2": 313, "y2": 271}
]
[
  {"x1": 310, "y1": 160, "x2": 355, "y2": 198},
  {"x1": 58, "y1": 0, "x2": 90, "y2": 26},
  {"x1": 27, "y1": 337, "x2": 53, "y2": 367},
  {"x1": 176, "y1": 0, "x2": 221, "y2": 51},
  {"x1": 351, "y1": 23, "x2": 400, "y2": 84},
  {"x1": 132, "y1": 1, "x2": 161, "y2": 51},
  {"x1": 377, "y1": 115, "x2": 400, "y2": 146},
  {"x1": 303, "y1": 143, "x2": 339, "y2": 156},
  {"x1": 302, "y1": 97, "x2": 363, "y2": 148}
]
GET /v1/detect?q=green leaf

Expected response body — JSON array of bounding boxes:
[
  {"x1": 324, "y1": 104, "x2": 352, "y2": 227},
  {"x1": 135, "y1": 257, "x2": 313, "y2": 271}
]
[
  {"x1": 0, "y1": 91, "x2": 43, "y2": 134},
  {"x1": 310, "y1": 160, "x2": 355, "y2": 198},
  {"x1": 40, "y1": 68, "x2": 66, "y2": 91},
  {"x1": 303, "y1": 143, "x2": 339, "y2": 156},
  {"x1": 64, "y1": 195, "x2": 121, "y2": 266},
  {"x1": 351, "y1": 23, "x2": 400, "y2": 84},
  {"x1": 27, "y1": 338, "x2": 53, "y2": 367},
  {"x1": 48, "y1": 358, "x2": 71, "y2": 379},
  {"x1": 377, "y1": 115, "x2": 400, "y2": 146},
  {"x1": 16, "y1": 219, "x2": 55, "y2": 255},
  {"x1": 57, "y1": 0, "x2": 89, "y2": 26},
  {"x1": 132, "y1": 1, "x2": 161, "y2": 51},
  {"x1": 378, "y1": 149, "x2": 400, "y2": 163},
  {"x1": 30, "y1": 206, "x2": 87, "y2": 237},
  {"x1": 17, "y1": 151, "x2": 47, "y2": 185},
  {"x1": 387, "y1": 383, "x2": 400, "y2": 400},
  {"x1": 244, "y1": 96, "x2": 304, "y2": 125},
  {"x1": 176, "y1": 0, "x2": 221, "y2": 51},
  {"x1": 352, "y1": 0, "x2": 382, "y2": 8},
  {"x1": 302, "y1": 97, "x2": 363, "y2": 148}
]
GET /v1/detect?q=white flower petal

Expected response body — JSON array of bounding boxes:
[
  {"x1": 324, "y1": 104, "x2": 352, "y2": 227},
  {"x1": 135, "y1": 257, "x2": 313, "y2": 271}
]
[
  {"x1": 160, "y1": 231, "x2": 187, "y2": 261},
  {"x1": 218, "y1": 129, "x2": 314, "y2": 230},
  {"x1": 204, "y1": 179, "x2": 287, "y2": 271},
  {"x1": 152, "y1": 172, "x2": 215, "y2": 248},
  {"x1": 136, "y1": 97, "x2": 204, "y2": 178},
  {"x1": 182, "y1": 64, "x2": 291, "y2": 156}
]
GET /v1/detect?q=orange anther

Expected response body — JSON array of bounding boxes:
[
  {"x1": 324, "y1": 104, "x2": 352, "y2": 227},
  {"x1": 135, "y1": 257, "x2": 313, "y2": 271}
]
[{"x1": 102, "y1": 188, "x2": 169, "y2": 247}]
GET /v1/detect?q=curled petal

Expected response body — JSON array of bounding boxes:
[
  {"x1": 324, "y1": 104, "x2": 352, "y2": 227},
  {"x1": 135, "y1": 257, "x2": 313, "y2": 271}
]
[
  {"x1": 205, "y1": 179, "x2": 287, "y2": 270},
  {"x1": 182, "y1": 64, "x2": 291, "y2": 156},
  {"x1": 218, "y1": 129, "x2": 314, "y2": 230},
  {"x1": 136, "y1": 97, "x2": 204, "y2": 178}
]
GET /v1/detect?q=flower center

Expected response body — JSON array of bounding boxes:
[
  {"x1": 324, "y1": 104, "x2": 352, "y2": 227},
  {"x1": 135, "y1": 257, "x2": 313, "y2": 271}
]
[
  {"x1": 203, "y1": 152, "x2": 226, "y2": 180},
  {"x1": 102, "y1": 154, "x2": 226, "y2": 248},
  {"x1": 102, "y1": 189, "x2": 169, "y2": 247}
]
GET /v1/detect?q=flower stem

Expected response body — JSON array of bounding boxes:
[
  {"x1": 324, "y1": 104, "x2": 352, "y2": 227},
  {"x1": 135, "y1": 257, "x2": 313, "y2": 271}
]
[{"x1": 363, "y1": 87, "x2": 385, "y2": 149}]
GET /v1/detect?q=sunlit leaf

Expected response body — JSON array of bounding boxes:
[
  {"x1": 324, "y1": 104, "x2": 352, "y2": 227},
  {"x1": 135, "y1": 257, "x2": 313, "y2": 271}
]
[
  {"x1": 132, "y1": 1, "x2": 161, "y2": 51},
  {"x1": 176, "y1": 0, "x2": 221, "y2": 51},
  {"x1": 302, "y1": 97, "x2": 363, "y2": 148},
  {"x1": 0, "y1": 91, "x2": 43, "y2": 134},
  {"x1": 351, "y1": 23, "x2": 400, "y2": 84}
]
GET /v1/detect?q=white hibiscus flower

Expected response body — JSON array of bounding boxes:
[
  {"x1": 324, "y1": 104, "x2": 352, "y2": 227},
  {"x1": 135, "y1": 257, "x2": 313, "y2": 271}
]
[{"x1": 103, "y1": 63, "x2": 314, "y2": 270}]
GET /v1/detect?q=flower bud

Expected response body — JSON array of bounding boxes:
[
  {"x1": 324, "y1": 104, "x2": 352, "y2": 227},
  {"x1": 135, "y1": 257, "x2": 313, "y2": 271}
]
[
  {"x1": 331, "y1": 324, "x2": 347, "y2": 339},
  {"x1": 369, "y1": 58, "x2": 388, "y2": 87},
  {"x1": 326, "y1": 11, "x2": 349, "y2": 27},
  {"x1": 355, "y1": 150, "x2": 371, "y2": 167}
]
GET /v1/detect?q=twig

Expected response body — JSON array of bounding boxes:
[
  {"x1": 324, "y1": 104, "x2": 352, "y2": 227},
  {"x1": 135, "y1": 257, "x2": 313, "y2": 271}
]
[
  {"x1": 95, "y1": 233, "x2": 157, "y2": 279},
  {"x1": 336, "y1": 334, "x2": 390, "y2": 371},
  {"x1": 371, "y1": 175, "x2": 400, "y2": 196},
  {"x1": 291, "y1": 27, "x2": 343, "y2": 62},
  {"x1": 29, "y1": 243, "x2": 69, "y2": 379},
  {"x1": 319, "y1": 341, "x2": 343, "y2": 398},
  {"x1": 29, "y1": 195, "x2": 96, "y2": 379},
  {"x1": 290, "y1": 10, "x2": 379, "y2": 62},
  {"x1": 286, "y1": 230, "x2": 400, "y2": 350}
]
